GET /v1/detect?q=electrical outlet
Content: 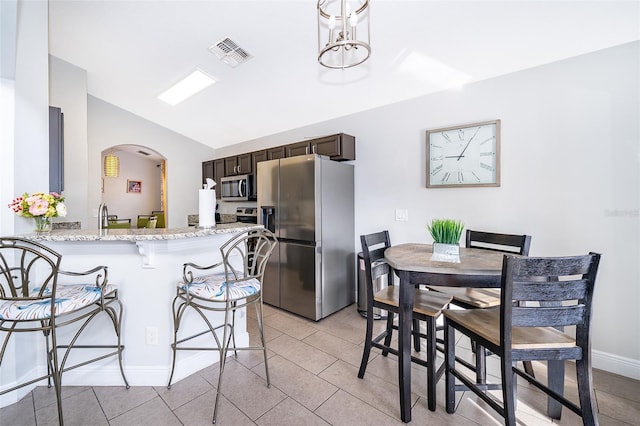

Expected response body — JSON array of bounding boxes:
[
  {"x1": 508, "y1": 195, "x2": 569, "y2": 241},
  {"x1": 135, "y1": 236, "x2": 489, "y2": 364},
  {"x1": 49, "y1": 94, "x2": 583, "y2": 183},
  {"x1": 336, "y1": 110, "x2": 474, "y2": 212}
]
[
  {"x1": 145, "y1": 326, "x2": 159, "y2": 345},
  {"x1": 395, "y1": 209, "x2": 409, "y2": 221}
]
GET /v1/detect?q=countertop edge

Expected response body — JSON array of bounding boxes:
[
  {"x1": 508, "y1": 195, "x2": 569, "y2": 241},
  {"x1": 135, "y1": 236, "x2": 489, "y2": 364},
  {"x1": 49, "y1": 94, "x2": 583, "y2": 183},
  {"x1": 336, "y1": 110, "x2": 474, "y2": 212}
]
[{"x1": 16, "y1": 223, "x2": 263, "y2": 242}]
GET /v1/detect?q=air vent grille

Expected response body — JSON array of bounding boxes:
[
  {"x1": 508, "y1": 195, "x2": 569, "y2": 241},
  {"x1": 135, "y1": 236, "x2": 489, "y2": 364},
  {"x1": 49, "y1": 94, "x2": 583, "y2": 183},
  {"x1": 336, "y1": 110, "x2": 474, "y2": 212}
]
[{"x1": 208, "y1": 37, "x2": 252, "y2": 68}]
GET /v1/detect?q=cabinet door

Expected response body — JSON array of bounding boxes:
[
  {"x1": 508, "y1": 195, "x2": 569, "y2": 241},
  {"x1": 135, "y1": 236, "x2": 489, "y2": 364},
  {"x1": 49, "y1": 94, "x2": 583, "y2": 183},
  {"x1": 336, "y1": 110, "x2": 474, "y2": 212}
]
[
  {"x1": 224, "y1": 157, "x2": 238, "y2": 176},
  {"x1": 267, "y1": 146, "x2": 286, "y2": 160},
  {"x1": 202, "y1": 160, "x2": 214, "y2": 186},
  {"x1": 251, "y1": 150, "x2": 267, "y2": 200},
  {"x1": 311, "y1": 133, "x2": 355, "y2": 161},
  {"x1": 213, "y1": 159, "x2": 224, "y2": 199},
  {"x1": 237, "y1": 153, "x2": 252, "y2": 174},
  {"x1": 286, "y1": 141, "x2": 310, "y2": 157}
]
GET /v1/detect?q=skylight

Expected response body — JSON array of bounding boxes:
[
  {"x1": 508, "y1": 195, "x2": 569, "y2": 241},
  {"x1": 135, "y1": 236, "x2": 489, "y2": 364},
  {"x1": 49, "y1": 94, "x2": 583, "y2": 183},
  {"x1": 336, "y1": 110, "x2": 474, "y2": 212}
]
[{"x1": 157, "y1": 69, "x2": 216, "y2": 106}]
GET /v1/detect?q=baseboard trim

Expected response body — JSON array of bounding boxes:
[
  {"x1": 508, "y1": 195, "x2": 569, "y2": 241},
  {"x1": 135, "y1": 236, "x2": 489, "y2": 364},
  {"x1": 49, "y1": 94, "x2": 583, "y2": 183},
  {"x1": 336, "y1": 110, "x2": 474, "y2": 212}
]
[{"x1": 593, "y1": 349, "x2": 640, "y2": 380}]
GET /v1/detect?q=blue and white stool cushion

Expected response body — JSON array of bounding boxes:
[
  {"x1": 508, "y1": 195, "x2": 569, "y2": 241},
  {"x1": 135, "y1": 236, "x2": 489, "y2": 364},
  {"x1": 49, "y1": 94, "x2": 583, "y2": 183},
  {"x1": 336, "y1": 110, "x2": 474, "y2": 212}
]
[
  {"x1": 180, "y1": 272, "x2": 261, "y2": 301},
  {"x1": 0, "y1": 284, "x2": 115, "y2": 321}
]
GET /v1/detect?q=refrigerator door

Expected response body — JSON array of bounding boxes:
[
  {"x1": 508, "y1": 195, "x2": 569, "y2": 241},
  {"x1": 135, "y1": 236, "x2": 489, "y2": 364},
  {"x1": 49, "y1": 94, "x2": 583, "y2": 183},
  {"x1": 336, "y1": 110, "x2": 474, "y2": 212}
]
[
  {"x1": 278, "y1": 155, "x2": 319, "y2": 243},
  {"x1": 279, "y1": 240, "x2": 321, "y2": 320},
  {"x1": 257, "y1": 159, "x2": 280, "y2": 306}
]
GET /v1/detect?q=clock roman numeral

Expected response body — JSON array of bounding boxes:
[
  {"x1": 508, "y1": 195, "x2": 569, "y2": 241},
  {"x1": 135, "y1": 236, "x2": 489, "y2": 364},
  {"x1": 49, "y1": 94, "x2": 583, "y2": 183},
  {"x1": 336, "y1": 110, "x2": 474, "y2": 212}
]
[
  {"x1": 479, "y1": 136, "x2": 494, "y2": 145},
  {"x1": 480, "y1": 163, "x2": 494, "y2": 171}
]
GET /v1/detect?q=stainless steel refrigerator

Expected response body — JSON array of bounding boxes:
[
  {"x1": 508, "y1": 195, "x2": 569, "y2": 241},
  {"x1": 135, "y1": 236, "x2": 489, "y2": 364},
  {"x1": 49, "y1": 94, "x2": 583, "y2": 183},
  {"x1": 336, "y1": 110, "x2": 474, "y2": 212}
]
[{"x1": 257, "y1": 154, "x2": 355, "y2": 321}]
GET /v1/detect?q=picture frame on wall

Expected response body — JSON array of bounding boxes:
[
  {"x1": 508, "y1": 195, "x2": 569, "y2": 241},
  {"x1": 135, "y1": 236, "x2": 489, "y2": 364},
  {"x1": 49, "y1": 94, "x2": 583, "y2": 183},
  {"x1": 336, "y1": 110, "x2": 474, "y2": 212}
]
[{"x1": 127, "y1": 180, "x2": 142, "y2": 193}]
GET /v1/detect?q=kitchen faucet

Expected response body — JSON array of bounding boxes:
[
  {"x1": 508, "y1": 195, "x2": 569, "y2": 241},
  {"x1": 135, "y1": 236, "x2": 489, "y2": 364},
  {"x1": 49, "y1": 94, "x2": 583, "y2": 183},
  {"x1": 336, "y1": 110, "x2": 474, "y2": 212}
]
[{"x1": 98, "y1": 203, "x2": 109, "y2": 230}]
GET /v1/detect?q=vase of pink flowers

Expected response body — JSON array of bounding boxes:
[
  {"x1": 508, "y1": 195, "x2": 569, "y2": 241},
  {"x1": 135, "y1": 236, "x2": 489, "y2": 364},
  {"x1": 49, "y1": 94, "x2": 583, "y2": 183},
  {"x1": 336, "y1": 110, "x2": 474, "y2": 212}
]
[{"x1": 8, "y1": 192, "x2": 67, "y2": 233}]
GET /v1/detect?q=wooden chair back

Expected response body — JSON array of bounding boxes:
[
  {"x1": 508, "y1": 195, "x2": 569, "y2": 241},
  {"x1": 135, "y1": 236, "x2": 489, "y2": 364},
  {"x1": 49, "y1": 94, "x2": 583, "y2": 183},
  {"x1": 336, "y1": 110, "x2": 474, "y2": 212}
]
[
  {"x1": 500, "y1": 253, "x2": 601, "y2": 347},
  {"x1": 466, "y1": 230, "x2": 531, "y2": 255},
  {"x1": 360, "y1": 231, "x2": 394, "y2": 292}
]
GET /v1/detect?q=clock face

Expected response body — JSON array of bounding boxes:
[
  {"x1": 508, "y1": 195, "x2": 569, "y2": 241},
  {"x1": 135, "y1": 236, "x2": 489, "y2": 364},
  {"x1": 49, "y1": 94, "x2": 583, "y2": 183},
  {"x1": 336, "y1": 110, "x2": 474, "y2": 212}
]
[{"x1": 426, "y1": 120, "x2": 500, "y2": 188}]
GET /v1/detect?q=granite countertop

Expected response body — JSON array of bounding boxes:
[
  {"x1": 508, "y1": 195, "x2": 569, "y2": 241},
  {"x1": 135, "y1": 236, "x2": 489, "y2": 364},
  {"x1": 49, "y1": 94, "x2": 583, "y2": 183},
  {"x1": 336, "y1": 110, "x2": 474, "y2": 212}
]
[{"x1": 20, "y1": 222, "x2": 263, "y2": 242}]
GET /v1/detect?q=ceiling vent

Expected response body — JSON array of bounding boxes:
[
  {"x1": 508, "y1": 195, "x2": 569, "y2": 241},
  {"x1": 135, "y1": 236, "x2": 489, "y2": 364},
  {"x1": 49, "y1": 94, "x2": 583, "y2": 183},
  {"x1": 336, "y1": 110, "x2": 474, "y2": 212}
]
[{"x1": 208, "y1": 37, "x2": 252, "y2": 68}]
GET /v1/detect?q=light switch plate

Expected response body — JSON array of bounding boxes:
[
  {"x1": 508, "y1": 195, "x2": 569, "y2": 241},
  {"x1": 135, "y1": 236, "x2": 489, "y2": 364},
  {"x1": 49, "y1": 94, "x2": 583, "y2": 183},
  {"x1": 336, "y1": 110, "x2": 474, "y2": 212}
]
[{"x1": 395, "y1": 209, "x2": 409, "y2": 221}]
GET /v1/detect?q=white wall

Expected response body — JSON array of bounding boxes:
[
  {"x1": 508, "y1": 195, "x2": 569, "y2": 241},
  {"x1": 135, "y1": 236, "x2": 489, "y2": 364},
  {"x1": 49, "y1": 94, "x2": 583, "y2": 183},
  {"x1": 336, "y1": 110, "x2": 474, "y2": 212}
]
[
  {"x1": 218, "y1": 42, "x2": 640, "y2": 379},
  {"x1": 0, "y1": 0, "x2": 49, "y2": 406},
  {"x1": 87, "y1": 96, "x2": 215, "y2": 228},
  {"x1": 102, "y1": 150, "x2": 162, "y2": 224},
  {"x1": 49, "y1": 56, "x2": 89, "y2": 227}
]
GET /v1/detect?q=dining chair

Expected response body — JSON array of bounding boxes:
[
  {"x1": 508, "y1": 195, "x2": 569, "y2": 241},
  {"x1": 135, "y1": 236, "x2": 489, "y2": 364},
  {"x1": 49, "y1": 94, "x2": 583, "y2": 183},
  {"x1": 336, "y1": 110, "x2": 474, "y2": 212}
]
[
  {"x1": 428, "y1": 230, "x2": 534, "y2": 379},
  {"x1": 444, "y1": 252, "x2": 601, "y2": 425},
  {"x1": 136, "y1": 214, "x2": 157, "y2": 229},
  {"x1": 167, "y1": 229, "x2": 278, "y2": 424},
  {"x1": 151, "y1": 211, "x2": 165, "y2": 228},
  {"x1": 0, "y1": 237, "x2": 129, "y2": 425},
  {"x1": 107, "y1": 218, "x2": 132, "y2": 229},
  {"x1": 357, "y1": 231, "x2": 452, "y2": 411}
]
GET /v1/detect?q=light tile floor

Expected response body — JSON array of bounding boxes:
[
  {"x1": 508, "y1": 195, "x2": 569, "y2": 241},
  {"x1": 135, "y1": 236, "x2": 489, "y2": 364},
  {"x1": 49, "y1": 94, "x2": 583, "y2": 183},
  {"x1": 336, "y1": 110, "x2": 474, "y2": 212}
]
[{"x1": 2, "y1": 303, "x2": 639, "y2": 425}]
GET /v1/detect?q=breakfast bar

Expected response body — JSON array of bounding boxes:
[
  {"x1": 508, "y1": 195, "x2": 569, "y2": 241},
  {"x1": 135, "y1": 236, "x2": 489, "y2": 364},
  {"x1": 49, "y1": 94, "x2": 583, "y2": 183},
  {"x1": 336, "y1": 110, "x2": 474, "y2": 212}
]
[{"x1": 18, "y1": 223, "x2": 262, "y2": 389}]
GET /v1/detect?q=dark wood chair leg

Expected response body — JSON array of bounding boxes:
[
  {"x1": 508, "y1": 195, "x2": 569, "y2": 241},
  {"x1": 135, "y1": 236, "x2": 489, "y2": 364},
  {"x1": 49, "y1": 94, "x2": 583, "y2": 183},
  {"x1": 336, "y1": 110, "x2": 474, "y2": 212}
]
[
  {"x1": 547, "y1": 360, "x2": 564, "y2": 419},
  {"x1": 382, "y1": 311, "x2": 394, "y2": 356},
  {"x1": 358, "y1": 304, "x2": 375, "y2": 378},
  {"x1": 413, "y1": 318, "x2": 421, "y2": 352},
  {"x1": 576, "y1": 357, "x2": 598, "y2": 425},
  {"x1": 426, "y1": 317, "x2": 437, "y2": 411},
  {"x1": 444, "y1": 321, "x2": 456, "y2": 414},
  {"x1": 501, "y1": 355, "x2": 517, "y2": 426},
  {"x1": 475, "y1": 345, "x2": 487, "y2": 385},
  {"x1": 523, "y1": 361, "x2": 535, "y2": 377}
]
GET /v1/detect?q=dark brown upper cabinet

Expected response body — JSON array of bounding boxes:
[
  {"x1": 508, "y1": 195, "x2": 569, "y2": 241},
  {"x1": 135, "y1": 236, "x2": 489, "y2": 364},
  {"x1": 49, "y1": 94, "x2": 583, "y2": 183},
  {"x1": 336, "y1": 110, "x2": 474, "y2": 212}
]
[
  {"x1": 284, "y1": 133, "x2": 355, "y2": 161},
  {"x1": 267, "y1": 146, "x2": 286, "y2": 160},
  {"x1": 224, "y1": 152, "x2": 252, "y2": 175}
]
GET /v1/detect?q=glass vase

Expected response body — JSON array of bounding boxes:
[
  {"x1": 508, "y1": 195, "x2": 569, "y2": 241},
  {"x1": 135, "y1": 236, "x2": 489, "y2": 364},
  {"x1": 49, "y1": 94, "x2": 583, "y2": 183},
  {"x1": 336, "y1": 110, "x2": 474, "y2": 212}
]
[{"x1": 34, "y1": 216, "x2": 52, "y2": 233}]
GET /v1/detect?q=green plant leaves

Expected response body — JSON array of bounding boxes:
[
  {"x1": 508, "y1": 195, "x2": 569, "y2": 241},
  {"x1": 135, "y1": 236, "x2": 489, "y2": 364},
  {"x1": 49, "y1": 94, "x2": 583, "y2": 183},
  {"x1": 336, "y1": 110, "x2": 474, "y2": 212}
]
[{"x1": 427, "y1": 219, "x2": 464, "y2": 244}]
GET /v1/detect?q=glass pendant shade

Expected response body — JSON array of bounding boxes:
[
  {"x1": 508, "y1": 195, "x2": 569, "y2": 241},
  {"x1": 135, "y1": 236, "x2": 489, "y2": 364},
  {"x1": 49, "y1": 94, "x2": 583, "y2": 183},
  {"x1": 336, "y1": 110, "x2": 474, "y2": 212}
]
[{"x1": 104, "y1": 152, "x2": 120, "y2": 177}]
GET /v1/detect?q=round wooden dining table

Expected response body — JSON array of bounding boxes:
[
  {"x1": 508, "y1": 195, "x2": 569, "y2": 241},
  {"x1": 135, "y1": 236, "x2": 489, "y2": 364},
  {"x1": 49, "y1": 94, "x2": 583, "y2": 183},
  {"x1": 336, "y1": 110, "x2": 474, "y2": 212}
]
[{"x1": 384, "y1": 243, "x2": 563, "y2": 423}]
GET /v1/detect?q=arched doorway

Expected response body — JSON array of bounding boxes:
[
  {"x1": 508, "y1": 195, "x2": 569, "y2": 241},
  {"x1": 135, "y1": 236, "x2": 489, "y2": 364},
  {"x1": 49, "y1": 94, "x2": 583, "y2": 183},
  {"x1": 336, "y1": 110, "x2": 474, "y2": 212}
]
[{"x1": 101, "y1": 144, "x2": 167, "y2": 228}]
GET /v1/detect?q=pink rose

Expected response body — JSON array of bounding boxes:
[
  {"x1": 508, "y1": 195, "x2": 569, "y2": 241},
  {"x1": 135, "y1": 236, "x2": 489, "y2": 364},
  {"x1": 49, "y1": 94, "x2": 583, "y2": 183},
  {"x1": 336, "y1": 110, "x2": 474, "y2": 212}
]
[{"x1": 29, "y1": 199, "x2": 49, "y2": 216}]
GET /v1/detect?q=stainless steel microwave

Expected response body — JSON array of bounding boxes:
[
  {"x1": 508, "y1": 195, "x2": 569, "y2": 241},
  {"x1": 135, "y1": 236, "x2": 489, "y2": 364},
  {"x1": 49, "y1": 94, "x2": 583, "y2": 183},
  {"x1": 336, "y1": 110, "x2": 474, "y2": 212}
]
[{"x1": 220, "y1": 174, "x2": 255, "y2": 201}]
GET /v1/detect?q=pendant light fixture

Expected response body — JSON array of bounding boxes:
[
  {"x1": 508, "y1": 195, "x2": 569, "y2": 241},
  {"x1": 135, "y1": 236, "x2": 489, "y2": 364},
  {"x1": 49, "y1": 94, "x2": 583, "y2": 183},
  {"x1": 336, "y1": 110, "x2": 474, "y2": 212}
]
[
  {"x1": 104, "y1": 150, "x2": 120, "y2": 177},
  {"x1": 317, "y1": 0, "x2": 371, "y2": 69}
]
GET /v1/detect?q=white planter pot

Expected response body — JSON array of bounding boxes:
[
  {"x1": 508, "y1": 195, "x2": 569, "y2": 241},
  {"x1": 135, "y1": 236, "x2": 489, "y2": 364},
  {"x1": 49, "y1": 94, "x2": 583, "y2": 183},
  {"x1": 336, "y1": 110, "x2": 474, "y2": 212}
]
[{"x1": 431, "y1": 243, "x2": 460, "y2": 263}]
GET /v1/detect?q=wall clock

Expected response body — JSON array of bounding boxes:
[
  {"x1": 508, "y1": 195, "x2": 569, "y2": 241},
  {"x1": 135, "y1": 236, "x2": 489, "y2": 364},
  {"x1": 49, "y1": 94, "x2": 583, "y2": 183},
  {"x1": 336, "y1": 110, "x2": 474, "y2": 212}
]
[{"x1": 426, "y1": 119, "x2": 500, "y2": 188}]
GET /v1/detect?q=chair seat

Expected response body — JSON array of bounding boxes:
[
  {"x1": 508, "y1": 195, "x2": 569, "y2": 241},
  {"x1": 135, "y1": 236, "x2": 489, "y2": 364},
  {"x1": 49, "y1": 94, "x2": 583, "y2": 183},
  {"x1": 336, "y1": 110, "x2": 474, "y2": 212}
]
[
  {"x1": 374, "y1": 286, "x2": 452, "y2": 317},
  {"x1": 428, "y1": 285, "x2": 500, "y2": 308},
  {"x1": 443, "y1": 307, "x2": 577, "y2": 350},
  {"x1": 0, "y1": 284, "x2": 115, "y2": 321},
  {"x1": 179, "y1": 272, "x2": 261, "y2": 301}
]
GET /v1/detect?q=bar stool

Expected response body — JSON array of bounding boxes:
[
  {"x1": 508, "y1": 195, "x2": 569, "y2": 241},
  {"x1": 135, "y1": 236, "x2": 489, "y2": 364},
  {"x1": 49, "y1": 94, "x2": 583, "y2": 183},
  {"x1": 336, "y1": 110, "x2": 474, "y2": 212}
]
[{"x1": 0, "y1": 237, "x2": 129, "y2": 425}]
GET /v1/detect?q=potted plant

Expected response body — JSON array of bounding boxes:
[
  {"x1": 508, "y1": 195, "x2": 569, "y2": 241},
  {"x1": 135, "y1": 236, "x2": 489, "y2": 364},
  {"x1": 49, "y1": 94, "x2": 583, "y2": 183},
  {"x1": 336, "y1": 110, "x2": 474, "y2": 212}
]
[{"x1": 427, "y1": 218, "x2": 464, "y2": 262}]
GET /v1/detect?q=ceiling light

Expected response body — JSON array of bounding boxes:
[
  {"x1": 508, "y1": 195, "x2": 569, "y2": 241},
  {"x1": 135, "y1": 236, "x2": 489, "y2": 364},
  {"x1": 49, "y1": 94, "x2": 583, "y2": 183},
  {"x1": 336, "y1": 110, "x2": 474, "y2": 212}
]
[
  {"x1": 104, "y1": 150, "x2": 119, "y2": 177},
  {"x1": 317, "y1": 0, "x2": 371, "y2": 69},
  {"x1": 157, "y1": 69, "x2": 216, "y2": 106}
]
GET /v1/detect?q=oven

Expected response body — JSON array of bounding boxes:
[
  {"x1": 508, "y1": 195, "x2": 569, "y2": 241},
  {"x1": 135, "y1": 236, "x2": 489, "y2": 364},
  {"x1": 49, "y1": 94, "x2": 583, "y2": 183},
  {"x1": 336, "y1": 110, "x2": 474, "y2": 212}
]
[{"x1": 235, "y1": 207, "x2": 258, "y2": 224}]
